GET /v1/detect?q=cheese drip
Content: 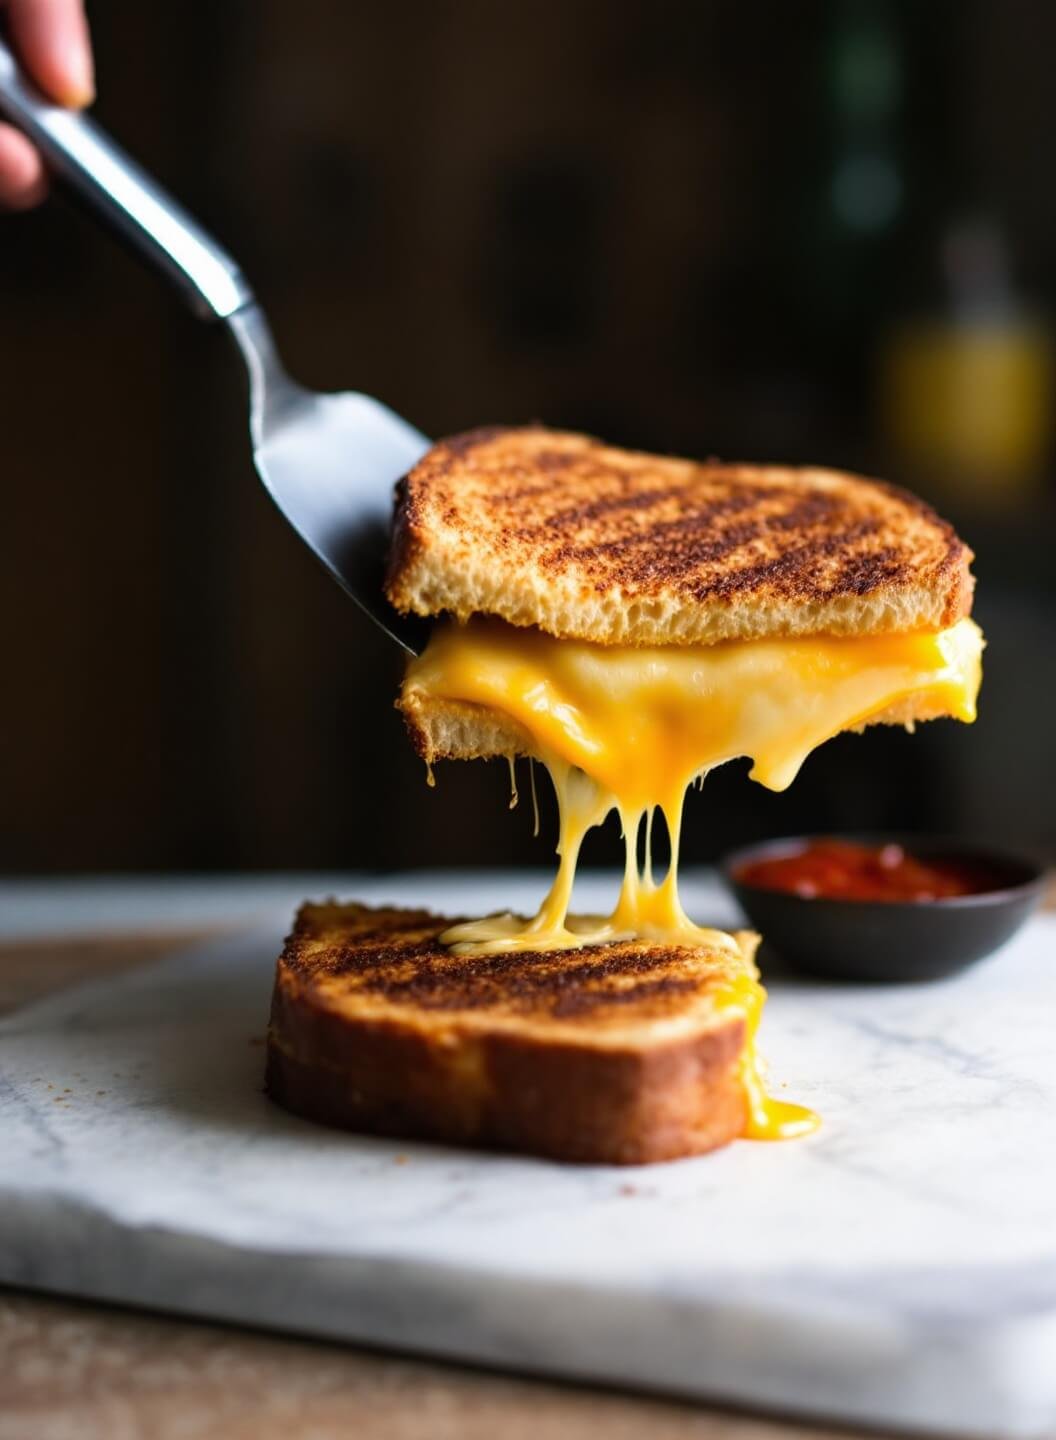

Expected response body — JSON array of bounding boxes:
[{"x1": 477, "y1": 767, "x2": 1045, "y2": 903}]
[
  {"x1": 443, "y1": 758, "x2": 739, "y2": 956},
  {"x1": 408, "y1": 615, "x2": 982, "y2": 950},
  {"x1": 403, "y1": 615, "x2": 983, "y2": 1141}
]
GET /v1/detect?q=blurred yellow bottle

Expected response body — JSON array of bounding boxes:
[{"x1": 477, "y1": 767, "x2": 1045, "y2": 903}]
[{"x1": 878, "y1": 219, "x2": 1054, "y2": 504}]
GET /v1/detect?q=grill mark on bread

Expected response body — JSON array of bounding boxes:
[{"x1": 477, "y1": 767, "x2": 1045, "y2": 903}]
[
  {"x1": 282, "y1": 906, "x2": 735, "y2": 1022},
  {"x1": 523, "y1": 483, "x2": 770, "y2": 538},
  {"x1": 550, "y1": 976, "x2": 698, "y2": 1017},
  {"x1": 571, "y1": 498, "x2": 855, "y2": 561},
  {"x1": 688, "y1": 535, "x2": 908, "y2": 602},
  {"x1": 344, "y1": 957, "x2": 700, "y2": 1017},
  {"x1": 522, "y1": 492, "x2": 893, "y2": 599},
  {"x1": 531, "y1": 447, "x2": 583, "y2": 475},
  {"x1": 386, "y1": 427, "x2": 974, "y2": 641}
]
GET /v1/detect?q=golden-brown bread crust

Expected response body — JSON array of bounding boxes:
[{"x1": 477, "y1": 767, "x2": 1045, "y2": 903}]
[
  {"x1": 385, "y1": 426, "x2": 974, "y2": 645},
  {"x1": 266, "y1": 902, "x2": 753, "y2": 1164}
]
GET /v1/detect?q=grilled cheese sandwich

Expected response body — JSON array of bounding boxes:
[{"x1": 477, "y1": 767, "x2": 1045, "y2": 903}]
[
  {"x1": 382, "y1": 427, "x2": 983, "y2": 1149},
  {"x1": 266, "y1": 426, "x2": 982, "y2": 1162}
]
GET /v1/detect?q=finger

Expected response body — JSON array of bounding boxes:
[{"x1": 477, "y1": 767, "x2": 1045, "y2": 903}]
[
  {"x1": 6, "y1": 0, "x2": 94, "y2": 108},
  {"x1": 0, "y1": 123, "x2": 48, "y2": 208}
]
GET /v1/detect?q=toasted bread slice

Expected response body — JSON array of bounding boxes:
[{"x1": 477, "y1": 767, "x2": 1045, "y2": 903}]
[
  {"x1": 266, "y1": 902, "x2": 759, "y2": 1164},
  {"x1": 385, "y1": 426, "x2": 974, "y2": 646}
]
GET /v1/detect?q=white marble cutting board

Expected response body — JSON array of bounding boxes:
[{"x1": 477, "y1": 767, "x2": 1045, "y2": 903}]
[{"x1": 2, "y1": 871, "x2": 1055, "y2": 1438}]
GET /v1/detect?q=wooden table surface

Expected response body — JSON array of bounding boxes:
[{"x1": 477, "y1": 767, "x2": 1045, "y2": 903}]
[{"x1": 16, "y1": 903, "x2": 1050, "y2": 1440}]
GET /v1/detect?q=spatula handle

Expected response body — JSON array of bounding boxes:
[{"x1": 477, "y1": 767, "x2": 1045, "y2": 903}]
[{"x1": 0, "y1": 37, "x2": 252, "y2": 320}]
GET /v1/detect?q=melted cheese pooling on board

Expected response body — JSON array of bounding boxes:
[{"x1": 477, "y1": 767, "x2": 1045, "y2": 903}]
[{"x1": 403, "y1": 615, "x2": 983, "y2": 1139}]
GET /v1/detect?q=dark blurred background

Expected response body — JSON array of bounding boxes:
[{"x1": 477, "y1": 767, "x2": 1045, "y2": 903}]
[{"x1": 2, "y1": 0, "x2": 1054, "y2": 877}]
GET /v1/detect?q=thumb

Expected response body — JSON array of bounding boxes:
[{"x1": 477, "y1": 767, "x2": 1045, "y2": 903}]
[{"x1": 5, "y1": 0, "x2": 95, "y2": 108}]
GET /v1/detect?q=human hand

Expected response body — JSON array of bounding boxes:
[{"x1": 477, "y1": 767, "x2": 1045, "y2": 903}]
[{"x1": 0, "y1": 0, "x2": 93, "y2": 208}]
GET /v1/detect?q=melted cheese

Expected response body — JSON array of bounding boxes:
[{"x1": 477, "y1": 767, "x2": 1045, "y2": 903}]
[{"x1": 403, "y1": 616, "x2": 983, "y2": 1141}]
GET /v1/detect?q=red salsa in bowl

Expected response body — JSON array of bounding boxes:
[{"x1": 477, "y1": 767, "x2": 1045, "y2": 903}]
[
  {"x1": 723, "y1": 835, "x2": 1044, "y2": 980},
  {"x1": 734, "y1": 839, "x2": 1001, "y2": 904}
]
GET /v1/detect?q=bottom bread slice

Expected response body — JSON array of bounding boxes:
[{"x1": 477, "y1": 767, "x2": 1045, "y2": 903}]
[{"x1": 266, "y1": 902, "x2": 757, "y2": 1165}]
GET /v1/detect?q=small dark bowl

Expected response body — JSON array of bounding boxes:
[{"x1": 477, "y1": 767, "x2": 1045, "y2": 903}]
[{"x1": 722, "y1": 834, "x2": 1045, "y2": 983}]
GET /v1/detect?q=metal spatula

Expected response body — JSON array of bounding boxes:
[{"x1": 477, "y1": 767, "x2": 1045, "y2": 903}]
[{"x1": 0, "y1": 38, "x2": 430, "y2": 655}]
